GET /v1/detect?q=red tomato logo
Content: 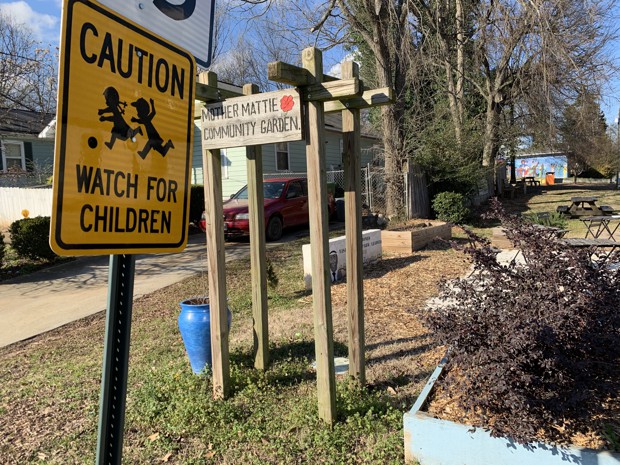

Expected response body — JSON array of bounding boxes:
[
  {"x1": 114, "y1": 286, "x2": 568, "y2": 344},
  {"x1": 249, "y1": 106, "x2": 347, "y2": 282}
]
[{"x1": 280, "y1": 95, "x2": 294, "y2": 112}]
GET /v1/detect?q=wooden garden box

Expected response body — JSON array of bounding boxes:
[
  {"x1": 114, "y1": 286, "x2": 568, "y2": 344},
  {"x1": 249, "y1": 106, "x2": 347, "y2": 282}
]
[{"x1": 381, "y1": 221, "x2": 452, "y2": 253}]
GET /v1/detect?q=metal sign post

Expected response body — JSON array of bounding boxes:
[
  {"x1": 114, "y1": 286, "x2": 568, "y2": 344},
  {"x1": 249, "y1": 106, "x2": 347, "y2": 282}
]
[
  {"x1": 49, "y1": 0, "x2": 198, "y2": 462},
  {"x1": 96, "y1": 254, "x2": 136, "y2": 465}
]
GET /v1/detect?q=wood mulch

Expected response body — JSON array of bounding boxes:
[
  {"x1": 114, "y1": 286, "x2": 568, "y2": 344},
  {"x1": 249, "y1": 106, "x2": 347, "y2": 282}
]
[{"x1": 383, "y1": 219, "x2": 437, "y2": 232}]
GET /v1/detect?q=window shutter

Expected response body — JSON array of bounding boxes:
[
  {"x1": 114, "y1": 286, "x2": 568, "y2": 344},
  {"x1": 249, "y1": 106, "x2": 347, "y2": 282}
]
[{"x1": 24, "y1": 142, "x2": 33, "y2": 171}]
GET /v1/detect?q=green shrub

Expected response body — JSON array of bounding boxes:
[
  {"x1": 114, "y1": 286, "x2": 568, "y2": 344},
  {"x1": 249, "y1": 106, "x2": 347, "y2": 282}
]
[
  {"x1": 189, "y1": 185, "x2": 205, "y2": 224},
  {"x1": 0, "y1": 232, "x2": 5, "y2": 265},
  {"x1": 523, "y1": 211, "x2": 567, "y2": 229},
  {"x1": 9, "y1": 216, "x2": 56, "y2": 261},
  {"x1": 432, "y1": 191, "x2": 470, "y2": 224}
]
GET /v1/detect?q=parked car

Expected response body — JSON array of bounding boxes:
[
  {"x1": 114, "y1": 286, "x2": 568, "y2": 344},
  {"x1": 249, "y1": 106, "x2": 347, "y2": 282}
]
[{"x1": 199, "y1": 177, "x2": 335, "y2": 241}]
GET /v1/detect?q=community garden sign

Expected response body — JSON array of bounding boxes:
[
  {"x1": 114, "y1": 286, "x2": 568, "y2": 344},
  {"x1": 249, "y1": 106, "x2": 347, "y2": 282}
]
[
  {"x1": 50, "y1": 0, "x2": 195, "y2": 255},
  {"x1": 201, "y1": 89, "x2": 302, "y2": 149}
]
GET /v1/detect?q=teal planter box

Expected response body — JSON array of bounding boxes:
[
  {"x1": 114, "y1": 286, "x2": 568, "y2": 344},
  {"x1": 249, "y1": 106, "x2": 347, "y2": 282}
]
[{"x1": 404, "y1": 359, "x2": 620, "y2": 465}]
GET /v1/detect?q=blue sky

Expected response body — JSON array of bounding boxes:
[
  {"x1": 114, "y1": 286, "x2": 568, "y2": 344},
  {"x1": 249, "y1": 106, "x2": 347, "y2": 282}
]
[
  {"x1": 0, "y1": 0, "x2": 62, "y2": 44},
  {"x1": 2, "y1": 0, "x2": 620, "y2": 126}
]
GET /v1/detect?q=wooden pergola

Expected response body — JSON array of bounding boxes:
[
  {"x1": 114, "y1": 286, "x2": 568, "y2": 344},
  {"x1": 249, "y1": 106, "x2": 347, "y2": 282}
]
[{"x1": 196, "y1": 47, "x2": 392, "y2": 422}]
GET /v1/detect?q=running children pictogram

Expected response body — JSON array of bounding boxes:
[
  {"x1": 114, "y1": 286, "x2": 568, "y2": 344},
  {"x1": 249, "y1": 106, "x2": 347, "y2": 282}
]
[
  {"x1": 98, "y1": 86, "x2": 142, "y2": 148},
  {"x1": 131, "y1": 97, "x2": 175, "y2": 159},
  {"x1": 98, "y1": 88, "x2": 174, "y2": 159}
]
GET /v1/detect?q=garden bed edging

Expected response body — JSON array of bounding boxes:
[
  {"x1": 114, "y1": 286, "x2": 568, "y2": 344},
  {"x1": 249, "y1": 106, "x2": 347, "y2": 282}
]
[
  {"x1": 404, "y1": 358, "x2": 620, "y2": 465},
  {"x1": 381, "y1": 221, "x2": 451, "y2": 253}
]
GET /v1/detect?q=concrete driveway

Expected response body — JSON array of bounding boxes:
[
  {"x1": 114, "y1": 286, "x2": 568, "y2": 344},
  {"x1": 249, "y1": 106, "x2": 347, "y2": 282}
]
[{"x1": 0, "y1": 233, "x2": 258, "y2": 348}]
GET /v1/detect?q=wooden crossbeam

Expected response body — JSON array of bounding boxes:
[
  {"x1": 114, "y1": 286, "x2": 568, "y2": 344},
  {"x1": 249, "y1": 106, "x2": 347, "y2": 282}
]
[
  {"x1": 302, "y1": 78, "x2": 363, "y2": 102},
  {"x1": 194, "y1": 71, "x2": 243, "y2": 118},
  {"x1": 195, "y1": 82, "x2": 242, "y2": 102},
  {"x1": 324, "y1": 87, "x2": 394, "y2": 113},
  {"x1": 268, "y1": 61, "x2": 338, "y2": 86}
]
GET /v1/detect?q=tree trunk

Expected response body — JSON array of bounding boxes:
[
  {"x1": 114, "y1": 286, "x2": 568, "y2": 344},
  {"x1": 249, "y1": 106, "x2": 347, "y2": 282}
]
[
  {"x1": 445, "y1": 60, "x2": 462, "y2": 143},
  {"x1": 482, "y1": 96, "x2": 502, "y2": 167},
  {"x1": 380, "y1": 104, "x2": 405, "y2": 216},
  {"x1": 455, "y1": 0, "x2": 465, "y2": 131}
]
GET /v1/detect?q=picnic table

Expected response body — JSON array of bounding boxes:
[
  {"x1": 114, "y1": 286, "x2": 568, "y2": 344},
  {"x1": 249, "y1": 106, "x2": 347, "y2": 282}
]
[
  {"x1": 580, "y1": 215, "x2": 620, "y2": 241},
  {"x1": 562, "y1": 237, "x2": 619, "y2": 265},
  {"x1": 521, "y1": 176, "x2": 540, "y2": 187},
  {"x1": 515, "y1": 176, "x2": 540, "y2": 194},
  {"x1": 532, "y1": 223, "x2": 569, "y2": 239},
  {"x1": 556, "y1": 196, "x2": 614, "y2": 218}
]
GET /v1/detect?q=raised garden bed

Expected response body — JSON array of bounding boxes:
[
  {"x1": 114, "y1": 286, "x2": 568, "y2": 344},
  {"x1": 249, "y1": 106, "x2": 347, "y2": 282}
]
[
  {"x1": 404, "y1": 358, "x2": 620, "y2": 465},
  {"x1": 405, "y1": 200, "x2": 620, "y2": 464},
  {"x1": 381, "y1": 220, "x2": 451, "y2": 253}
]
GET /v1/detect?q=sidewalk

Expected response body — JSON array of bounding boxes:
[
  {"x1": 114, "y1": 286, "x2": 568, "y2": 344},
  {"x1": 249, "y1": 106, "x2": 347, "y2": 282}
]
[{"x1": 0, "y1": 234, "x2": 253, "y2": 348}]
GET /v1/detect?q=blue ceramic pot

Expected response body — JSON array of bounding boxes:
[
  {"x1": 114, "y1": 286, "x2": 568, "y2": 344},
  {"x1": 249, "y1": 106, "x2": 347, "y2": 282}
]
[{"x1": 178, "y1": 298, "x2": 231, "y2": 374}]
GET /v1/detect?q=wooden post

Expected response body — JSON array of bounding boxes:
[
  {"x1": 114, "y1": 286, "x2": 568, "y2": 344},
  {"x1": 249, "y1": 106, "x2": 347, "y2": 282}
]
[
  {"x1": 244, "y1": 83, "x2": 270, "y2": 370},
  {"x1": 341, "y1": 61, "x2": 365, "y2": 385},
  {"x1": 199, "y1": 71, "x2": 230, "y2": 399},
  {"x1": 302, "y1": 47, "x2": 337, "y2": 424}
]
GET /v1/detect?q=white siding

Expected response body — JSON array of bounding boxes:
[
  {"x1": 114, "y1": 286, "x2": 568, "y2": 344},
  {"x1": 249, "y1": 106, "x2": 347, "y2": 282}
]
[
  {"x1": 31, "y1": 139, "x2": 54, "y2": 170},
  {"x1": 325, "y1": 132, "x2": 343, "y2": 170},
  {"x1": 190, "y1": 123, "x2": 203, "y2": 185},
  {"x1": 221, "y1": 147, "x2": 247, "y2": 198}
]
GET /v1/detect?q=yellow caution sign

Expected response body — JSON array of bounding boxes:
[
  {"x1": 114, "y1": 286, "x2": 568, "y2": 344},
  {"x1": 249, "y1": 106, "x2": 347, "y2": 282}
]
[{"x1": 51, "y1": 0, "x2": 195, "y2": 255}]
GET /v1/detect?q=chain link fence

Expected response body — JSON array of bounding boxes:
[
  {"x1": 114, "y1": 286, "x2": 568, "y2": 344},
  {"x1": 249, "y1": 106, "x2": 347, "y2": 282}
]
[
  {"x1": 0, "y1": 163, "x2": 53, "y2": 188},
  {"x1": 265, "y1": 165, "x2": 408, "y2": 217}
]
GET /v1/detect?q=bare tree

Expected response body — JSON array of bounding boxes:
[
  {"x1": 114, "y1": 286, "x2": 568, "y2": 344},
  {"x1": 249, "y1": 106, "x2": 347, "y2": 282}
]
[
  {"x1": 310, "y1": 0, "x2": 420, "y2": 217},
  {"x1": 215, "y1": 1, "x2": 426, "y2": 217},
  {"x1": 0, "y1": 12, "x2": 57, "y2": 118},
  {"x1": 209, "y1": 20, "x2": 300, "y2": 90},
  {"x1": 560, "y1": 89, "x2": 618, "y2": 178},
  {"x1": 414, "y1": 0, "x2": 616, "y2": 167}
]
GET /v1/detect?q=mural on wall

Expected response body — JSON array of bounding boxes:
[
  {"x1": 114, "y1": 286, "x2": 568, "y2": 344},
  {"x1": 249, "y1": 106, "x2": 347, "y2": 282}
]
[{"x1": 515, "y1": 155, "x2": 568, "y2": 179}]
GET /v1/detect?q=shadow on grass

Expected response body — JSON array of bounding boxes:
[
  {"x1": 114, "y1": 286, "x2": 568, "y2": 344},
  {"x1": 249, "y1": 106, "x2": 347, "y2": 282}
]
[
  {"x1": 366, "y1": 343, "x2": 435, "y2": 366},
  {"x1": 370, "y1": 367, "x2": 435, "y2": 393},
  {"x1": 499, "y1": 183, "x2": 619, "y2": 216},
  {"x1": 229, "y1": 340, "x2": 349, "y2": 391},
  {"x1": 366, "y1": 335, "x2": 430, "y2": 351}
]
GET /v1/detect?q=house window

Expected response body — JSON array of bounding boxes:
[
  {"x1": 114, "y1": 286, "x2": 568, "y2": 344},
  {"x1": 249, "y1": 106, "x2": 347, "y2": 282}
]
[
  {"x1": 275, "y1": 142, "x2": 289, "y2": 171},
  {"x1": 1, "y1": 140, "x2": 25, "y2": 172}
]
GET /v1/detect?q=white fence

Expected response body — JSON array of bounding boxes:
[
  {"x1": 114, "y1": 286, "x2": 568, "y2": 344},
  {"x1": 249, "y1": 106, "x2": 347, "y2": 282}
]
[{"x1": 0, "y1": 187, "x2": 53, "y2": 228}]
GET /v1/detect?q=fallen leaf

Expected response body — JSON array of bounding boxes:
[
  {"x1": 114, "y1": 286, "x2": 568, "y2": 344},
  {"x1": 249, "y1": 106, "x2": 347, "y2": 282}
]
[
  {"x1": 148, "y1": 432, "x2": 160, "y2": 442},
  {"x1": 161, "y1": 452, "x2": 172, "y2": 462}
]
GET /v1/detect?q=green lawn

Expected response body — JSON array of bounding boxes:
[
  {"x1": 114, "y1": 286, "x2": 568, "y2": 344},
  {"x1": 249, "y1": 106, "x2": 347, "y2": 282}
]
[
  {"x1": 1, "y1": 182, "x2": 617, "y2": 464},
  {"x1": 0, "y1": 237, "x2": 421, "y2": 464}
]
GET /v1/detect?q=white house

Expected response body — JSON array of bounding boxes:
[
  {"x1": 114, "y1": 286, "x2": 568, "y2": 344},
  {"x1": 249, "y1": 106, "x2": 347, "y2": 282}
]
[
  {"x1": 0, "y1": 109, "x2": 55, "y2": 187},
  {"x1": 190, "y1": 113, "x2": 382, "y2": 198}
]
